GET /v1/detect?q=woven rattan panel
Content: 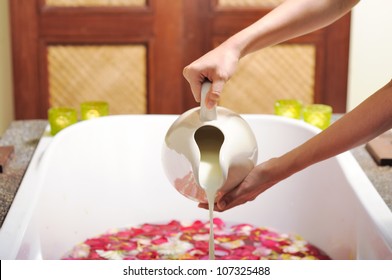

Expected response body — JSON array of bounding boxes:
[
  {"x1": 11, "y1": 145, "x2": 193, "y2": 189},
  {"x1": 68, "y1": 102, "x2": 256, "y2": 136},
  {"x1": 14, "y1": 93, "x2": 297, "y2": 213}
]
[
  {"x1": 47, "y1": 45, "x2": 147, "y2": 114},
  {"x1": 218, "y1": 0, "x2": 284, "y2": 8},
  {"x1": 45, "y1": 0, "x2": 146, "y2": 7},
  {"x1": 219, "y1": 44, "x2": 316, "y2": 114}
]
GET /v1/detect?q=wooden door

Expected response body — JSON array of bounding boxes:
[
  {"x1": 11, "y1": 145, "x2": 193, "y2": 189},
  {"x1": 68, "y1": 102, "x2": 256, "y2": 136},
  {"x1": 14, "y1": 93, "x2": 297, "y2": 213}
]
[{"x1": 10, "y1": 0, "x2": 351, "y2": 119}]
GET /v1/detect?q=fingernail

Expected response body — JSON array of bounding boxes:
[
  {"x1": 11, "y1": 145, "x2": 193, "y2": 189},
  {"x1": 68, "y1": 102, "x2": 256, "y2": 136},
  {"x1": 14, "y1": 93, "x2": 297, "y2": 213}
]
[
  {"x1": 207, "y1": 101, "x2": 216, "y2": 109},
  {"x1": 218, "y1": 200, "x2": 226, "y2": 209}
]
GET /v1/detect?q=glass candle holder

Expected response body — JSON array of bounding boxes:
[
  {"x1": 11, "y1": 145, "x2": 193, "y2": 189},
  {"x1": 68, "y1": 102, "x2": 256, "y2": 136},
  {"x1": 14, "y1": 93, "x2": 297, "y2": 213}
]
[
  {"x1": 81, "y1": 101, "x2": 109, "y2": 120},
  {"x1": 48, "y1": 107, "x2": 78, "y2": 136},
  {"x1": 274, "y1": 99, "x2": 303, "y2": 119},
  {"x1": 303, "y1": 104, "x2": 332, "y2": 130}
]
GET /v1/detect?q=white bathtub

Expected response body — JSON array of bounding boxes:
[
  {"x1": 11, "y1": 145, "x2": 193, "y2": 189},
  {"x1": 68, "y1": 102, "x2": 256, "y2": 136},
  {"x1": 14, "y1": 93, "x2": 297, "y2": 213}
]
[{"x1": 0, "y1": 115, "x2": 391, "y2": 259}]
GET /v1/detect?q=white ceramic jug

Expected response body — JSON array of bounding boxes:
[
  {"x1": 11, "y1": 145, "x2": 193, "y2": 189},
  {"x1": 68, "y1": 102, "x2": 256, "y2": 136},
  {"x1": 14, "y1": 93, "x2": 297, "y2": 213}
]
[{"x1": 162, "y1": 82, "x2": 258, "y2": 203}]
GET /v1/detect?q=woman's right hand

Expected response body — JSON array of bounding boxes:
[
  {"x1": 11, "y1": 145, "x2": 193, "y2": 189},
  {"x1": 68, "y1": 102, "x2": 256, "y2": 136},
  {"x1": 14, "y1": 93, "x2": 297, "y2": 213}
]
[{"x1": 183, "y1": 43, "x2": 241, "y2": 109}]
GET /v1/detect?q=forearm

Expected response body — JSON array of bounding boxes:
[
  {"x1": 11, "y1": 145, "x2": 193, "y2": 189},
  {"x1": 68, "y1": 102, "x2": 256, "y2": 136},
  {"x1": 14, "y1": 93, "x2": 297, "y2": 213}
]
[
  {"x1": 224, "y1": 0, "x2": 359, "y2": 58},
  {"x1": 278, "y1": 80, "x2": 392, "y2": 179}
]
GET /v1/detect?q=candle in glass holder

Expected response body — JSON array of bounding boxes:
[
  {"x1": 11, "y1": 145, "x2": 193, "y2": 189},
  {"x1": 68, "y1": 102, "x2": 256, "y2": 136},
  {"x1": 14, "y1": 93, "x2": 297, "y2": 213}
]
[
  {"x1": 81, "y1": 101, "x2": 109, "y2": 120},
  {"x1": 274, "y1": 99, "x2": 302, "y2": 119},
  {"x1": 303, "y1": 104, "x2": 332, "y2": 130},
  {"x1": 48, "y1": 107, "x2": 78, "y2": 136}
]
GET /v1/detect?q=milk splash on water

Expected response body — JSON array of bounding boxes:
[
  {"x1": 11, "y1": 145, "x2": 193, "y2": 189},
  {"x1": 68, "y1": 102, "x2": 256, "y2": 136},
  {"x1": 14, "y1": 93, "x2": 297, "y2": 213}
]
[{"x1": 194, "y1": 126, "x2": 224, "y2": 260}]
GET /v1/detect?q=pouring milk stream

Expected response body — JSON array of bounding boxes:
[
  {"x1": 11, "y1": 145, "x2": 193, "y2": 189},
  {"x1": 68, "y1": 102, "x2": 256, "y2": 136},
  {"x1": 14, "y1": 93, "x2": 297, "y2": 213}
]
[{"x1": 162, "y1": 82, "x2": 258, "y2": 259}]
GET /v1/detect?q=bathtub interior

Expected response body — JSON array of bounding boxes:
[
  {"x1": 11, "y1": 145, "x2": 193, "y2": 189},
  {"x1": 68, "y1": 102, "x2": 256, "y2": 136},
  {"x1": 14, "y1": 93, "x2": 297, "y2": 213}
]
[{"x1": 1, "y1": 114, "x2": 391, "y2": 260}]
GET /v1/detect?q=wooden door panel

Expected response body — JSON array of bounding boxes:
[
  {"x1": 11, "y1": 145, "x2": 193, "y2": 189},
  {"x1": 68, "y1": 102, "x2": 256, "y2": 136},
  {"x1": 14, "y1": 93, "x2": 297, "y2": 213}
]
[{"x1": 46, "y1": 44, "x2": 147, "y2": 114}]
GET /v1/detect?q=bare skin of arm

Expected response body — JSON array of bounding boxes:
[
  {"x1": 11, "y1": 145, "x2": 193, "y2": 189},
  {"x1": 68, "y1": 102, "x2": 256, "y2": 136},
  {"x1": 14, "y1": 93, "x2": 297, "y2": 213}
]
[{"x1": 183, "y1": 0, "x2": 360, "y2": 107}]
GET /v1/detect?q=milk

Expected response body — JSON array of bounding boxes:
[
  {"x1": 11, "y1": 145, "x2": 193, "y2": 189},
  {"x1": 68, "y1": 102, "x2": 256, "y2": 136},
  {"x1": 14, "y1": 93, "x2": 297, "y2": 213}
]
[{"x1": 194, "y1": 126, "x2": 224, "y2": 260}]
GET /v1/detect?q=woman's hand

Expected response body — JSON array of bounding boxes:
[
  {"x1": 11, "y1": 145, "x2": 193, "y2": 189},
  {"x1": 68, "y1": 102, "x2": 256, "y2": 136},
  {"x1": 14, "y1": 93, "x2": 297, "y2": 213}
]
[
  {"x1": 198, "y1": 158, "x2": 285, "y2": 212},
  {"x1": 183, "y1": 43, "x2": 241, "y2": 109}
]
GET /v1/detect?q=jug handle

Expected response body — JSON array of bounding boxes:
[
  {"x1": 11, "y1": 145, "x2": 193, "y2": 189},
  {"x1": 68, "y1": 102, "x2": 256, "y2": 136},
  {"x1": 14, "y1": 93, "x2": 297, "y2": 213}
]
[{"x1": 200, "y1": 81, "x2": 217, "y2": 121}]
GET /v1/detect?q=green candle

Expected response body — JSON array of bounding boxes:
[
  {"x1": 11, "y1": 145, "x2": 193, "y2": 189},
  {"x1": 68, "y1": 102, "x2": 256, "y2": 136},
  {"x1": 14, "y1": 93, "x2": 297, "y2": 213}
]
[
  {"x1": 81, "y1": 101, "x2": 109, "y2": 120},
  {"x1": 274, "y1": 99, "x2": 303, "y2": 119},
  {"x1": 303, "y1": 104, "x2": 332, "y2": 130},
  {"x1": 48, "y1": 107, "x2": 78, "y2": 136}
]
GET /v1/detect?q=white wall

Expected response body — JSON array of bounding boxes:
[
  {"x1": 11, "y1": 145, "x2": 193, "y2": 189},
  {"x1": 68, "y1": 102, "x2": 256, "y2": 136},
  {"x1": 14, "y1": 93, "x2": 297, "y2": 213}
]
[
  {"x1": 0, "y1": 0, "x2": 14, "y2": 135},
  {"x1": 347, "y1": 0, "x2": 392, "y2": 111}
]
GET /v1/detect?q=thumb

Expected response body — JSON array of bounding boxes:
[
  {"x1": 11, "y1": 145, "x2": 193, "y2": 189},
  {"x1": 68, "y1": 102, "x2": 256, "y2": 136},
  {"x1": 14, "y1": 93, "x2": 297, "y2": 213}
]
[{"x1": 205, "y1": 79, "x2": 225, "y2": 109}]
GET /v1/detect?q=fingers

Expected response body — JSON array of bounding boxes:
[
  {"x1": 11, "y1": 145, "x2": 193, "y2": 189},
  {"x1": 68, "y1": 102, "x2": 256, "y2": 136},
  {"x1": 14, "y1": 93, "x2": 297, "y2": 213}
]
[
  {"x1": 190, "y1": 83, "x2": 202, "y2": 103},
  {"x1": 183, "y1": 65, "x2": 226, "y2": 108},
  {"x1": 215, "y1": 187, "x2": 250, "y2": 212},
  {"x1": 197, "y1": 197, "x2": 243, "y2": 212},
  {"x1": 206, "y1": 80, "x2": 225, "y2": 109},
  {"x1": 214, "y1": 170, "x2": 269, "y2": 212},
  {"x1": 197, "y1": 185, "x2": 249, "y2": 212},
  {"x1": 198, "y1": 202, "x2": 208, "y2": 210},
  {"x1": 183, "y1": 66, "x2": 203, "y2": 103},
  {"x1": 197, "y1": 201, "x2": 227, "y2": 212}
]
